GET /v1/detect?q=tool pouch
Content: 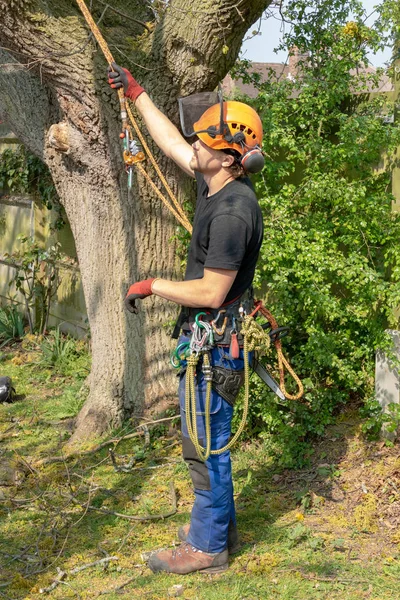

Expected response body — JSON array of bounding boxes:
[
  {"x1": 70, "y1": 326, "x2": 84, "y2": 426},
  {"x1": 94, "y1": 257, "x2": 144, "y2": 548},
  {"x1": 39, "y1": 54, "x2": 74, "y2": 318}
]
[{"x1": 212, "y1": 366, "x2": 244, "y2": 406}]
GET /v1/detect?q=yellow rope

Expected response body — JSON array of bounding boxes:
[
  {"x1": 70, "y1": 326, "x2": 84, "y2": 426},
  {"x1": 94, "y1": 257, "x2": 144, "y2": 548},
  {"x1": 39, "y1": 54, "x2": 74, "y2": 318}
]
[
  {"x1": 184, "y1": 312, "x2": 305, "y2": 461},
  {"x1": 185, "y1": 316, "x2": 271, "y2": 461},
  {"x1": 75, "y1": 0, "x2": 192, "y2": 234},
  {"x1": 276, "y1": 349, "x2": 304, "y2": 401},
  {"x1": 241, "y1": 316, "x2": 270, "y2": 355},
  {"x1": 127, "y1": 106, "x2": 192, "y2": 233},
  {"x1": 136, "y1": 164, "x2": 193, "y2": 231}
]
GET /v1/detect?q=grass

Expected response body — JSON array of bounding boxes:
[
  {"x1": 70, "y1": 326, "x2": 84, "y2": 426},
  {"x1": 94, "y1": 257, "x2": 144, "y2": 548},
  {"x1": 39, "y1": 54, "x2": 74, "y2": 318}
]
[{"x1": 0, "y1": 338, "x2": 400, "y2": 599}]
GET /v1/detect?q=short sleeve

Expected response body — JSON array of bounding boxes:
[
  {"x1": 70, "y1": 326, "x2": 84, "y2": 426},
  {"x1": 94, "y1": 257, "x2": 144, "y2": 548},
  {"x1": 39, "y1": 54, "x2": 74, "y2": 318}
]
[{"x1": 204, "y1": 214, "x2": 249, "y2": 270}]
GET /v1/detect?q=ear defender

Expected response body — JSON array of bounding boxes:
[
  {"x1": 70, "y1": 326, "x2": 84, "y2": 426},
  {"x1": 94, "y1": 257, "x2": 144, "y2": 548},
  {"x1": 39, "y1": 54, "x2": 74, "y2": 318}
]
[{"x1": 240, "y1": 148, "x2": 265, "y2": 174}]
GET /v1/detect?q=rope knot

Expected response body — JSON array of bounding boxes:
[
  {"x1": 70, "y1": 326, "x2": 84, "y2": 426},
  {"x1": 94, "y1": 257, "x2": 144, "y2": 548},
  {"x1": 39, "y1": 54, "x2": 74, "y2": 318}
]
[{"x1": 242, "y1": 315, "x2": 271, "y2": 355}]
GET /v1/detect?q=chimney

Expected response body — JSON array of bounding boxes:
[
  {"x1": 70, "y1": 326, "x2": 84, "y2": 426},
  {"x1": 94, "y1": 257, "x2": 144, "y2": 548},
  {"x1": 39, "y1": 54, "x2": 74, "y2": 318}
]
[{"x1": 288, "y1": 46, "x2": 309, "y2": 79}]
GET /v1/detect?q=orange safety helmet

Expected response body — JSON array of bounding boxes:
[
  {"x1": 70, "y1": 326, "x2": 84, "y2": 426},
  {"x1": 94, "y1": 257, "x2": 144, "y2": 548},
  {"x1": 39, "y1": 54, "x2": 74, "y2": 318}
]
[
  {"x1": 194, "y1": 101, "x2": 262, "y2": 153},
  {"x1": 193, "y1": 100, "x2": 264, "y2": 173}
]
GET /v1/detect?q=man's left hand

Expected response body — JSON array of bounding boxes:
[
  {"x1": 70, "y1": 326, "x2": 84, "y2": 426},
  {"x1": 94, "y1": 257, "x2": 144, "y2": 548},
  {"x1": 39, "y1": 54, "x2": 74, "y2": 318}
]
[{"x1": 125, "y1": 278, "x2": 156, "y2": 313}]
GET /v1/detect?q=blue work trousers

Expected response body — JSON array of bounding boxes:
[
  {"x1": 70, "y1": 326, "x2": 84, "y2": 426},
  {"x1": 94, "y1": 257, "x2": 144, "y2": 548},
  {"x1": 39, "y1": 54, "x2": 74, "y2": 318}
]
[{"x1": 178, "y1": 339, "x2": 248, "y2": 554}]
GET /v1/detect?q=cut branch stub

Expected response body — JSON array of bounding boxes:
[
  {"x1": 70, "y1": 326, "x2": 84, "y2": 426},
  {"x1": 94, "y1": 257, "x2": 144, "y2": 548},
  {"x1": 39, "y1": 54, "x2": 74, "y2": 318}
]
[{"x1": 47, "y1": 122, "x2": 70, "y2": 154}]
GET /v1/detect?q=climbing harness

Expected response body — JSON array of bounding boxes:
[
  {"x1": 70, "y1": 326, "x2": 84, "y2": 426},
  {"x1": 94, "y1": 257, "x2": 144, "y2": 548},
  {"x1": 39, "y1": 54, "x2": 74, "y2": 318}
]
[
  {"x1": 179, "y1": 300, "x2": 304, "y2": 461},
  {"x1": 75, "y1": 0, "x2": 192, "y2": 233}
]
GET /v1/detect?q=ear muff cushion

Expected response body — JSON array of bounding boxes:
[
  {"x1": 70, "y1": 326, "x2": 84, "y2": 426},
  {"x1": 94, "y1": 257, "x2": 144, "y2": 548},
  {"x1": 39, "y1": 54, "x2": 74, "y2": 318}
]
[{"x1": 241, "y1": 149, "x2": 265, "y2": 173}]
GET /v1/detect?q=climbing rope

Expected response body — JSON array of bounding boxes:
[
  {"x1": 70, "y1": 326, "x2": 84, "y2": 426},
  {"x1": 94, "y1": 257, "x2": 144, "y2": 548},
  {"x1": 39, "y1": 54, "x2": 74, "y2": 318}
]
[
  {"x1": 75, "y1": 0, "x2": 192, "y2": 233},
  {"x1": 183, "y1": 306, "x2": 303, "y2": 461},
  {"x1": 250, "y1": 301, "x2": 304, "y2": 401},
  {"x1": 184, "y1": 314, "x2": 269, "y2": 461}
]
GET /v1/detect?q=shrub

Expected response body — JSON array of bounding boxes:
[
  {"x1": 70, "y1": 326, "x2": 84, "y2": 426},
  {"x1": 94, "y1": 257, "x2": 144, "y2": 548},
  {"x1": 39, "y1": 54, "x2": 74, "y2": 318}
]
[
  {"x1": 39, "y1": 328, "x2": 90, "y2": 378},
  {"x1": 231, "y1": 0, "x2": 400, "y2": 464}
]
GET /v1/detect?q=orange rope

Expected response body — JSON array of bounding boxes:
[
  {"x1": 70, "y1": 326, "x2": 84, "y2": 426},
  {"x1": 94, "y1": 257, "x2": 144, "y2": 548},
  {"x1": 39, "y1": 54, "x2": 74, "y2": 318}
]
[
  {"x1": 75, "y1": 0, "x2": 192, "y2": 233},
  {"x1": 250, "y1": 301, "x2": 304, "y2": 401}
]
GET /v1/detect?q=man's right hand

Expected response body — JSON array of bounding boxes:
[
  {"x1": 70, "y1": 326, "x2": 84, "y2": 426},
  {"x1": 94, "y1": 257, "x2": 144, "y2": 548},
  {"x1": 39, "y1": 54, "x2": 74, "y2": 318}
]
[{"x1": 107, "y1": 62, "x2": 145, "y2": 101}]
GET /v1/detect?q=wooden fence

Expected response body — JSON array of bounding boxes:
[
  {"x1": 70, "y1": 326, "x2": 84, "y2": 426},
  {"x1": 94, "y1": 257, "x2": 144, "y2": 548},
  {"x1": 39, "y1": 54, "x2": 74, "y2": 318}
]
[{"x1": 0, "y1": 125, "x2": 87, "y2": 337}]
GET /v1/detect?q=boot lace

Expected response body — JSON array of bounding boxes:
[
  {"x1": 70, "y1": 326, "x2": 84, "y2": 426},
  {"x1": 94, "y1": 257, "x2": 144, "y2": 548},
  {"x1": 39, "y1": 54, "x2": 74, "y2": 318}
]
[{"x1": 172, "y1": 542, "x2": 204, "y2": 558}]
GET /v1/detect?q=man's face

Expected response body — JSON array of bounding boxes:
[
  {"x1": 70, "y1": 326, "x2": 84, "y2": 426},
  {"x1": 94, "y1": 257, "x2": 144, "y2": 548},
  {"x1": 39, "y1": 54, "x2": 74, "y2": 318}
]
[{"x1": 189, "y1": 139, "x2": 230, "y2": 174}]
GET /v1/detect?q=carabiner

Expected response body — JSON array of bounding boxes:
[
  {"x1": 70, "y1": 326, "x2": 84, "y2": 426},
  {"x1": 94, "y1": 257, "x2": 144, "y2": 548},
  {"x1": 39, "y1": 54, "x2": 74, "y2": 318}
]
[
  {"x1": 195, "y1": 312, "x2": 207, "y2": 329},
  {"x1": 171, "y1": 341, "x2": 191, "y2": 368}
]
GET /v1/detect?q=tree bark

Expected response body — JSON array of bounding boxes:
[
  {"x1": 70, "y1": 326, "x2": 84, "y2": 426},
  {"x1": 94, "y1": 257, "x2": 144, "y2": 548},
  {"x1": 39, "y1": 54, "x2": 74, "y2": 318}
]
[{"x1": 0, "y1": 0, "x2": 271, "y2": 442}]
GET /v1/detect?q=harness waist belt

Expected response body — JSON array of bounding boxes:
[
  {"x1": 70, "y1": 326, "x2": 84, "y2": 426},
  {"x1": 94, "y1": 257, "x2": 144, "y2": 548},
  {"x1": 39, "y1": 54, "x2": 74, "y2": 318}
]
[{"x1": 172, "y1": 287, "x2": 254, "y2": 345}]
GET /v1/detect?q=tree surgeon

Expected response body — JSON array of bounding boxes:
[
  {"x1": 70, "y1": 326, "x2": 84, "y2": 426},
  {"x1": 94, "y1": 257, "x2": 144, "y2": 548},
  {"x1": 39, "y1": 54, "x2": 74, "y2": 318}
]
[{"x1": 108, "y1": 64, "x2": 264, "y2": 575}]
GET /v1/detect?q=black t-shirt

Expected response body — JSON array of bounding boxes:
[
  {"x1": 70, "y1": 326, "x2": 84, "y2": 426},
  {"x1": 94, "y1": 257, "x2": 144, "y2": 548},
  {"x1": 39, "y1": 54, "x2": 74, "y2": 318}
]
[{"x1": 184, "y1": 172, "x2": 264, "y2": 303}]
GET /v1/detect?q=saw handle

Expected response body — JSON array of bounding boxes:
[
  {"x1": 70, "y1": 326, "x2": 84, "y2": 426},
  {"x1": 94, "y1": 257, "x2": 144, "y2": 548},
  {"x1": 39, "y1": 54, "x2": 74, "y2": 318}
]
[{"x1": 261, "y1": 323, "x2": 290, "y2": 342}]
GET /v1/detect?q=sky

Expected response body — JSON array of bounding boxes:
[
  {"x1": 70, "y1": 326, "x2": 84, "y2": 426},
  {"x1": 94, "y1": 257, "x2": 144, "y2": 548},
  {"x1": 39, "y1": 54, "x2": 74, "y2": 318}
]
[{"x1": 241, "y1": 0, "x2": 393, "y2": 67}]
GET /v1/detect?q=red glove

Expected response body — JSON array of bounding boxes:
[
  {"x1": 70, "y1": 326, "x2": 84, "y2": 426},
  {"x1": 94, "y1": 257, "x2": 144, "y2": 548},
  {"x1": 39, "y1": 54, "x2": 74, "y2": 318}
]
[
  {"x1": 107, "y1": 62, "x2": 145, "y2": 102},
  {"x1": 125, "y1": 278, "x2": 157, "y2": 314}
]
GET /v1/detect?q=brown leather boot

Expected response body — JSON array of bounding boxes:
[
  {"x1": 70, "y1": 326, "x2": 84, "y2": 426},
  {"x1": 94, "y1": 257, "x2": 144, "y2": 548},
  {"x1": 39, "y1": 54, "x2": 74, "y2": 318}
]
[
  {"x1": 178, "y1": 522, "x2": 241, "y2": 554},
  {"x1": 147, "y1": 542, "x2": 228, "y2": 574}
]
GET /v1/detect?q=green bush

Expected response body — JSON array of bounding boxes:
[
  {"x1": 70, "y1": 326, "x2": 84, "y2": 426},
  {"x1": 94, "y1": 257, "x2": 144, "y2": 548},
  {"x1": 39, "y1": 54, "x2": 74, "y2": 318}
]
[
  {"x1": 0, "y1": 146, "x2": 64, "y2": 229},
  {"x1": 231, "y1": 0, "x2": 400, "y2": 465}
]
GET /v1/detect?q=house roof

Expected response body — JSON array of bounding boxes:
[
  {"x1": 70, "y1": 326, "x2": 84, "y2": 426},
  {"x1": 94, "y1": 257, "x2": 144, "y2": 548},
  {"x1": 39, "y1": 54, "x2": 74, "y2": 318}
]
[{"x1": 222, "y1": 61, "x2": 393, "y2": 98}]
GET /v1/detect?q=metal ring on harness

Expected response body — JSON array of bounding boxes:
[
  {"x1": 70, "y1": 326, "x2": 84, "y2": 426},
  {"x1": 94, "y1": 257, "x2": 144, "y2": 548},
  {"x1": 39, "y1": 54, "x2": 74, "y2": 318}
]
[{"x1": 171, "y1": 341, "x2": 191, "y2": 368}]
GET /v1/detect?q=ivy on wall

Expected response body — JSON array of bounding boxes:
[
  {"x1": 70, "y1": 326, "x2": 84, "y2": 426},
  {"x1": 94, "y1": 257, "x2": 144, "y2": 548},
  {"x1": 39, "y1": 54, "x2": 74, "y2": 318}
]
[{"x1": 0, "y1": 146, "x2": 65, "y2": 230}]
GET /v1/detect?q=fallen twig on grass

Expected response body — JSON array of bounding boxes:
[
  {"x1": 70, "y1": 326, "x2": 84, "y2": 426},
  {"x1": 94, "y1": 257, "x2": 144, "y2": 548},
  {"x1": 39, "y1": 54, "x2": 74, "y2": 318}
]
[
  {"x1": 34, "y1": 415, "x2": 180, "y2": 467},
  {"x1": 142, "y1": 424, "x2": 150, "y2": 447},
  {"x1": 136, "y1": 415, "x2": 180, "y2": 428},
  {"x1": 109, "y1": 448, "x2": 136, "y2": 472},
  {"x1": 13, "y1": 450, "x2": 38, "y2": 475},
  {"x1": 108, "y1": 447, "x2": 180, "y2": 473},
  {"x1": 70, "y1": 480, "x2": 177, "y2": 521},
  {"x1": 69, "y1": 556, "x2": 119, "y2": 574},
  {"x1": 34, "y1": 431, "x2": 144, "y2": 467},
  {"x1": 39, "y1": 568, "x2": 67, "y2": 593},
  {"x1": 99, "y1": 573, "x2": 139, "y2": 596},
  {"x1": 39, "y1": 557, "x2": 118, "y2": 594},
  {"x1": 276, "y1": 568, "x2": 368, "y2": 584}
]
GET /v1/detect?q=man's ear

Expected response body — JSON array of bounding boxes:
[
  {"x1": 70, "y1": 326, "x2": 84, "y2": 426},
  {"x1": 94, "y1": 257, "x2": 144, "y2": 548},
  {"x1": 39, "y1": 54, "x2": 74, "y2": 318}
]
[{"x1": 220, "y1": 152, "x2": 235, "y2": 168}]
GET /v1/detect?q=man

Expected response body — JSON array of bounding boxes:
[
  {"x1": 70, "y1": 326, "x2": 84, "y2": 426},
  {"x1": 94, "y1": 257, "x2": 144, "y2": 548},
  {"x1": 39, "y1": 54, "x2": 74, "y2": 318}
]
[{"x1": 108, "y1": 64, "x2": 264, "y2": 575}]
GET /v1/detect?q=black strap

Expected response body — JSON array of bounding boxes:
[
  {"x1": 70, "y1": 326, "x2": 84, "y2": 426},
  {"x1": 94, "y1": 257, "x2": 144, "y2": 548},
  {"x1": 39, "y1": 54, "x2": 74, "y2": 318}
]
[{"x1": 171, "y1": 311, "x2": 188, "y2": 339}]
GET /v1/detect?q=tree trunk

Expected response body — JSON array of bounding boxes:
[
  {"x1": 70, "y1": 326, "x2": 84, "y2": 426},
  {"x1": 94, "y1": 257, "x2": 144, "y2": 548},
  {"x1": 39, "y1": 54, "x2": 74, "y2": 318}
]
[{"x1": 0, "y1": 0, "x2": 271, "y2": 442}]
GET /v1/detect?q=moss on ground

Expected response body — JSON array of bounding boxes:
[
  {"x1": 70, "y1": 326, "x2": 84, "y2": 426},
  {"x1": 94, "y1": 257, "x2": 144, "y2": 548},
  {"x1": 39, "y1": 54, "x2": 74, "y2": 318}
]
[{"x1": 1, "y1": 341, "x2": 400, "y2": 599}]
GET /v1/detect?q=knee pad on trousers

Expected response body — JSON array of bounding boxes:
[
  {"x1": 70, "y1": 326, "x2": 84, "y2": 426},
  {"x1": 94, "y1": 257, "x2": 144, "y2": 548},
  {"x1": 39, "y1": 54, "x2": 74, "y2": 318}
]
[
  {"x1": 182, "y1": 434, "x2": 211, "y2": 490},
  {"x1": 212, "y1": 366, "x2": 244, "y2": 406}
]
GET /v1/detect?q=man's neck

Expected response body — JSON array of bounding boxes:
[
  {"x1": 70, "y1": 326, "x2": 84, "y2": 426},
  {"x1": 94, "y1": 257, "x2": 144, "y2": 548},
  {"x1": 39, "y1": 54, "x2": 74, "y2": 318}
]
[{"x1": 204, "y1": 171, "x2": 236, "y2": 197}]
